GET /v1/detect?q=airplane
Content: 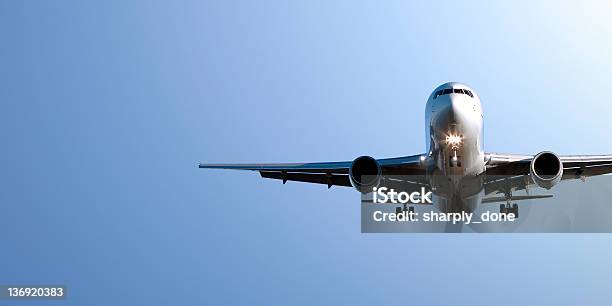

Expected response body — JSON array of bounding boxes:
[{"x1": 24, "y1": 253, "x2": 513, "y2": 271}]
[{"x1": 199, "y1": 82, "x2": 612, "y2": 217}]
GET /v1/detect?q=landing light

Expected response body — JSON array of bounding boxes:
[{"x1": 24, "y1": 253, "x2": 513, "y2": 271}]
[{"x1": 445, "y1": 134, "x2": 462, "y2": 146}]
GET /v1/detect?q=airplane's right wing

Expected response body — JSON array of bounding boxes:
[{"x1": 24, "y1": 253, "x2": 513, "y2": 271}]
[{"x1": 199, "y1": 154, "x2": 426, "y2": 188}]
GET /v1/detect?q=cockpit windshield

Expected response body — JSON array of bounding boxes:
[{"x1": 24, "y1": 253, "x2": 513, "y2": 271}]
[{"x1": 434, "y1": 88, "x2": 473, "y2": 99}]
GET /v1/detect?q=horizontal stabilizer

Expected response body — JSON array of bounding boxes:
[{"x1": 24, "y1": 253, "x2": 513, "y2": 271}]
[{"x1": 482, "y1": 194, "x2": 553, "y2": 204}]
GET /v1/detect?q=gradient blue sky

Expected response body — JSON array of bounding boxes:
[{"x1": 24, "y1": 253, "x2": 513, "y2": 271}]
[{"x1": 3, "y1": 1, "x2": 612, "y2": 305}]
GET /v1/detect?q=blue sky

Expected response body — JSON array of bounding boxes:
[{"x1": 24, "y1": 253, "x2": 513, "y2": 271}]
[{"x1": 2, "y1": 1, "x2": 612, "y2": 305}]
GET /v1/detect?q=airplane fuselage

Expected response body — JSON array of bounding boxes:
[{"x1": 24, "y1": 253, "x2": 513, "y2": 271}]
[{"x1": 424, "y1": 82, "x2": 486, "y2": 212}]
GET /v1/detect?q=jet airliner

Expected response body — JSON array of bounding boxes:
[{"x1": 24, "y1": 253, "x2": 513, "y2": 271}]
[{"x1": 200, "y1": 82, "x2": 612, "y2": 216}]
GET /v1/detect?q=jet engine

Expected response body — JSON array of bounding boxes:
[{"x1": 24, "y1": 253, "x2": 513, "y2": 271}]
[
  {"x1": 530, "y1": 151, "x2": 563, "y2": 189},
  {"x1": 349, "y1": 156, "x2": 382, "y2": 193}
]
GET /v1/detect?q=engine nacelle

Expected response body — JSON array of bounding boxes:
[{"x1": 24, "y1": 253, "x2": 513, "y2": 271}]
[
  {"x1": 530, "y1": 151, "x2": 563, "y2": 189},
  {"x1": 349, "y1": 156, "x2": 382, "y2": 193}
]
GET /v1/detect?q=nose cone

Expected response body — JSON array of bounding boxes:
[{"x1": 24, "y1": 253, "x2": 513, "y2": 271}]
[
  {"x1": 430, "y1": 92, "x2": 478, "y2": 144},
  {"x1": 449, "y1": 95, "x2": 470, "y2": 123},
  {"x1": 433, "y1": 95, "x2": 467, "y2": 126}
]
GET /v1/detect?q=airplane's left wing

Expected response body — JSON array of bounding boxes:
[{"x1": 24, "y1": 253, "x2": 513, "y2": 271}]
[
  {"x1": 485, "y1": 153, "x2": 612, "y2": 178},
  {"x1": 199, "y1": 154, "x2": 425, "y2": 188},
  {"x1": 484, "y1": 152, "x2": 612, "y2": 195}
]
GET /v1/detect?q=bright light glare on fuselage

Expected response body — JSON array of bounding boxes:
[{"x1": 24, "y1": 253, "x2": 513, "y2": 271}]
[{"x1": 446, "y1": 134, "x2": 462, "y2": 146}]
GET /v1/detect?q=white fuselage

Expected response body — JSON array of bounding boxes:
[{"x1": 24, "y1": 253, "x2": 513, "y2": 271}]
[
  {"x1": 425, "y1": 82, "x2": 485, "y2": 177},
  {"x1": 424, "y1": 82, "x2": 485, "y2": 212}
]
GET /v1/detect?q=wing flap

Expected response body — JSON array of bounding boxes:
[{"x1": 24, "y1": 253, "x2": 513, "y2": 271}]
[
  {"x1": 259, "y1": 171, "x2": 352, "y2": 188},
  {"x1": 482, "y1": 194, "x2": 553, "y2": 204}
]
